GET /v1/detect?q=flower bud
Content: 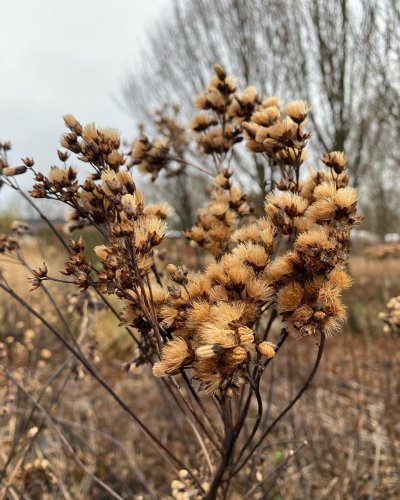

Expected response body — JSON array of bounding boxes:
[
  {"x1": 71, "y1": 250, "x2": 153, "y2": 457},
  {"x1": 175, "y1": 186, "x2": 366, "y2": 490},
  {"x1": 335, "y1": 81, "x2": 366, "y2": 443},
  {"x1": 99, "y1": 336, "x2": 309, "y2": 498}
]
[
  {"x1": 214, "y1": 63, "x2": 226, "y2": 81},
  {"x1": 3, "y1": 166, "x2": 27, "y2": 176},
  {"x1": 94, "y1": 245, "x2": 108, "y2": 262},
  {"x1": 257, "y1": 341, "x2": 276, "y2": 359}
]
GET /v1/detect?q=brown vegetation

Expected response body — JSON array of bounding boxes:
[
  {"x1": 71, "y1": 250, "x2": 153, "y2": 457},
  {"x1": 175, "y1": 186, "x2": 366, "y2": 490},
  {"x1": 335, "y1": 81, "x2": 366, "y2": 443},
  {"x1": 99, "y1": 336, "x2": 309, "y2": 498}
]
[{"x1": 0, "y1": 63, "x2": 398, "y2": 499}]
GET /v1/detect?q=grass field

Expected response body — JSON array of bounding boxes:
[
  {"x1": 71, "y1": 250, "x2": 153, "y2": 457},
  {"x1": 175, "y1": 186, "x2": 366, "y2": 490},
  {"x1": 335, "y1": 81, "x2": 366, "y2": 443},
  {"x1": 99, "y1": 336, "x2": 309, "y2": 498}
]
[{"x1": 1, "y1": 240, "x2": 399, "y2": 498}]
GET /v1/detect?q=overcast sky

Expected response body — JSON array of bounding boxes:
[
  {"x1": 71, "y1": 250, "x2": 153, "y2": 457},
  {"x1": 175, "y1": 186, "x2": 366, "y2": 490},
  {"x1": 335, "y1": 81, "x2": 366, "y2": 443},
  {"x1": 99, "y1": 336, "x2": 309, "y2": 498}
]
[{"x1": 0, "y1": 0, "x2": 170, "y2": 210}]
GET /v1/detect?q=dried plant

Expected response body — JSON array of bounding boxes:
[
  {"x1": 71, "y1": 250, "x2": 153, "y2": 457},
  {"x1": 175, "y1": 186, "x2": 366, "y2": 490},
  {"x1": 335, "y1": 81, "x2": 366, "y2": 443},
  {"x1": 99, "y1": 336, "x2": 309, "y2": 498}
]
[
  {"x1": 364, "y1": 241, "x2": 400, "y2": 259},
  {"x1": 380, "y1": 296, "x2": 400, "y2": 336},
  {"x1": 371, "y1": 241, "x2": 400, "y2": 338},
  {"x1": 0, "y1": 64, "x2": 361, "y2": 498}
]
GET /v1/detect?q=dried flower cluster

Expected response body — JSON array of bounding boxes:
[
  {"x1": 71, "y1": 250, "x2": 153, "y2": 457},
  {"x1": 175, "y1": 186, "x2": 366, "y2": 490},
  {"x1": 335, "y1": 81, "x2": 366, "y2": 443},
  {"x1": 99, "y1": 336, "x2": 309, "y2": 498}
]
[
  {"x1": 1, "y1": 65, "x2": 360, "y2": 397},
  {"x1": 379, "y1": 296, "x2": 400, "y2": 336},
  {"x1": 0, "y1": 63, "x2": 362, "y2": 499},
  {"x1": 129, "y1": 105, "x2": 188, "y2": 181},
  {"x1": 1, "y1": 140, "x2": 28, "y2": 182},
  {"x1": 243, "y1": 97, "x2": 309, "y2": 168},
  {"x1": 0, "y1": 233, "x2": 20, "y2": 254},
  {"x1": 190, "y1": 64, "x2": 257, "y2": 156},
  {"x1": 144, "y1": 67, "x2": 360, "y2": 395},
  {"x1": 5, "y1": 117, "x2": 173, "y2": 296},
  {"x1": 153, "y1": 188, "x2": 357, "y2": 393},
  {"x1": 184, "y1": 168, "x2": 253, "y2": 256},
  {"x1": 22, "y1": 458, "x2": 57, "y2": 495},
  {"x1": 171, "y1": 469, "x2": 209, "y2": 500}
]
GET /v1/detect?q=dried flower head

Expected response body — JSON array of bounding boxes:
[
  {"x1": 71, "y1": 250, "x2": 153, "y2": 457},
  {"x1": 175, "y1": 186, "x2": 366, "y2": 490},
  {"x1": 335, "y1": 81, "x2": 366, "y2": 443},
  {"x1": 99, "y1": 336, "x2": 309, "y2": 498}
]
[
  {"x1": 284, "y1": 100, "x2": 310, "y2": 123},
  {"x1": 257, "y1": 341, "x2": 276, "y2": 358},
  {"x1": 379, "y1": 296, "x2": 400, "y2": 336},
  {"x1": 321, "y1": 151, "x2": 347, "y2": 174},
  {"x1": 153, "y1": 337, "x2": 193, "y2": 376}
]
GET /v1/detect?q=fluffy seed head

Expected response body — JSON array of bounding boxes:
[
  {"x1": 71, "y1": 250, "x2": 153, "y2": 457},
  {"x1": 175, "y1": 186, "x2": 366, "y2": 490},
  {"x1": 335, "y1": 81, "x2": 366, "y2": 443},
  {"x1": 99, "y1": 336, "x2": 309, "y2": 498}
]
[
  {"x1": 277, "y1": 282, "x2": 304, "y2": 312},
  {"x1": 153, "y1": 337, "x2": 192, "y2": 376},
  {"x1": 284, "y1": 100, "x2": 310, "y2": 123},
  {"x1": 257, "y1": 341, "x2": 276, "y2": 358},
  {"x1": 252, "y1": 107, "x2": 280, "y2": 127},
  {"x1": 94, "y1": 245, "x2": 109, "y2": 262},
  {"x1": 262, "y1": 97, "x2": 280, "y2": 108},
  {"x1": 321, "y1": 151, "x2": 347, "y2": 173}
]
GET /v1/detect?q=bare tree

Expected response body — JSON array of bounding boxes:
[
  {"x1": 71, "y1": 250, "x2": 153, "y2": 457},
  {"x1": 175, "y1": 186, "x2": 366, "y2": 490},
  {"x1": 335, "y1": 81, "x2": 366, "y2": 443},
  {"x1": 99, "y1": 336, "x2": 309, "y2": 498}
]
[
  {"x1": 144, "y1": 169, "x2": 208, "y2": 230},
  {"x1": 122, "y1": 0, "x2": 400, "y2": 235},
  {"x1": 122, "y1": 0, "x2": 290, "y2": 119}
]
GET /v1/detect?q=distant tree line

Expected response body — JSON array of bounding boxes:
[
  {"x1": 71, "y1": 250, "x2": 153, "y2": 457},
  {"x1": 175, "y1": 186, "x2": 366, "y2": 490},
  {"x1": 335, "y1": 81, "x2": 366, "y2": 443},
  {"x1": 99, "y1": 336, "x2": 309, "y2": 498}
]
[{"x1": 122, "y1": 0, "x2": 400, "y2": 237}]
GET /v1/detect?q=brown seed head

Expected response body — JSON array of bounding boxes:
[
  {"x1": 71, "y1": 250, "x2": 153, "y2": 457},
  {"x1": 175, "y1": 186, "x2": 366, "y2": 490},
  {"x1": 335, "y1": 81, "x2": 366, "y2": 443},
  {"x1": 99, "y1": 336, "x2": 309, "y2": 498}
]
[
  {"x1": 321, "y1": 151, "x2": 347, "y2": 173},
  {"x1": 214, "y1": 63, "x2": 226, "y2": 81},
  {"x1": 284, "y1": 100, "x2": 310, "y2": 123},
  {"x1": 257, "y1": 341, "x2": 276, "y2": 358}
]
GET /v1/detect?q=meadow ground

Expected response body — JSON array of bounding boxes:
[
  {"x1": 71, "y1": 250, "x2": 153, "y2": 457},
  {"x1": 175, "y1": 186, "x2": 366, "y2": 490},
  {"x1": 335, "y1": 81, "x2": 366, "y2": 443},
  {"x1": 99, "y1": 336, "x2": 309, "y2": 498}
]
[{"x1": 1, "y1": 240, "x2": 399, "y2": 499}]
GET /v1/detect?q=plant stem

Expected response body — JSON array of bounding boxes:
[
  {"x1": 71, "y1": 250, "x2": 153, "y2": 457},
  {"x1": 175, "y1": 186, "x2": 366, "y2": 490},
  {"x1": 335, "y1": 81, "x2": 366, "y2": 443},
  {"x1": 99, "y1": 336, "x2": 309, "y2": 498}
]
[{"x1": 233, "y1": 333, "x2": 325, "y2": 475}]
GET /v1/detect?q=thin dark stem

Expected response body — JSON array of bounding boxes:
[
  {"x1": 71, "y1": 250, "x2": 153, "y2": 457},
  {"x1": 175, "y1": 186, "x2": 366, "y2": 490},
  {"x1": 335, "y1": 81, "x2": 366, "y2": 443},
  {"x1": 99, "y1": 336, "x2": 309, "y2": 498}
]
[
  {"x1": 262, "y1": 308, "x2": 278, "y2": 342},
  {"x1": 151, "y1": 263, "x2": 163, "y2": 287},
  {"x1": 0, "y1": 359, "x2": 70, "y2": 482},
  {"x1": 17, "y1": 250, "x2": 80, "y2": 348},
  {"x1": 233, "y1": 328, "x2": 288, "y2": 450},
  {"x1": 263, "y1": 356, "x2": 276, "y2": 428},
  {"x1": 15, "y1": 186, "x2": 71, "y2": 253},
  {"x1": 206, "y1": 397, "x2": 234, "y2": 500},
  {"x1": 180, "y1": 370, "x2": 223, "y2": 443},
  {"x1": 232, "y1": 370, "x2": 263, "y2": 470},
  {"x1": 158, "y1": 378, "x2": 205, "y2": 464},
  {"x1": 0, "y1": 281, "x2": 204, "y2": 492},
  {"x1": 43, "y1": 276, "x2": 78, "y2": 285},
  {"x1": 256, "y1": 328, "x2": 289, "y2": 384},
  {"x1": 166, "y1": 155, "x2": 214, "y2": 177},
  {"x1": 2, "y1": 369, "x2": 125, "y2": 500},
  {"x1": 251, "y1": 308, "x2": 278, "y2": 381},
  {"x1": 244, "y1": 440, "x2": 308, "y2": 499},
  {"x1": 233, "y1": 332, "x2": 325, "y2": 475},
  {"x1": 92, "y1": 288, "x2": 145, "y2": 354},
  {"x1": 170, "y1": 376, "x2": 222, "y2": 453},
  {"x1": 232, "y1": 385, "x2": 253, "y2": 452}
]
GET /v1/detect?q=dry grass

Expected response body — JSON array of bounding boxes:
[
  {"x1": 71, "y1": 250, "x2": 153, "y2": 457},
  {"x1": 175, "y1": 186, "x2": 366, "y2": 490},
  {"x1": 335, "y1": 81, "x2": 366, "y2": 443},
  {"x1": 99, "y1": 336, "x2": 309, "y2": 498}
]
[
  {"x1": 268, "y1": 333, "x2": 400, "y2": 499},
  {"x1": 1, "y1": 241, "x2": 399, "y2": 498},
  {"x1": 350, "y1": 255, "x2": 400, "y2": 282}
]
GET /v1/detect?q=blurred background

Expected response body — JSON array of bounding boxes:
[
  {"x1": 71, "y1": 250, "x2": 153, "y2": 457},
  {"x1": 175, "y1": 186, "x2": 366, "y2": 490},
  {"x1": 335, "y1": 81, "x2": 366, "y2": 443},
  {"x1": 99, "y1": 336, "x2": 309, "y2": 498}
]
[{"x1": 1, "y1": 0, "x2": 400, "y2": 237}]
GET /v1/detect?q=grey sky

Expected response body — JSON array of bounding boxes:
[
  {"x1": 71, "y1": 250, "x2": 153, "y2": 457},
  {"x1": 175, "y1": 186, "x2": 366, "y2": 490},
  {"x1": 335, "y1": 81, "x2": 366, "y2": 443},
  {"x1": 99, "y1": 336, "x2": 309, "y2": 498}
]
[{"x1": 0, "y1": 0, "x2": 170, "y2": 210}]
